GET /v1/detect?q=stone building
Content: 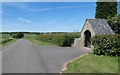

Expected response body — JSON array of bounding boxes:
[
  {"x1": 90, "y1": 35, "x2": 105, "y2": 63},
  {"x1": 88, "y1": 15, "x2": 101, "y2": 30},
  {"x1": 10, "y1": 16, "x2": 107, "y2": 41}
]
[{"x1": 72, "y1": 18, "x2": 114, "y2": 48}]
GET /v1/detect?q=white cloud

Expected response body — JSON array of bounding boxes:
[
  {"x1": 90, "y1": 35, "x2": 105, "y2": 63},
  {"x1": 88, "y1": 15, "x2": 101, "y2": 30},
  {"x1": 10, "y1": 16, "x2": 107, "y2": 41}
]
[
  {"x1": 3, "y1": 2, "x2": 28, "y2": 10},
  {"x1": 3, "y1": 3, "x2": 93, "y2": 12},
  {"x1": 58, "y1": 5, "x2": 91, "y2": 8},
  {"x1": 18, "y1": 18, "x2": 32, "y2": 23},
  {"x1": 30, "y1": 5, "x2": 95, "y2": 12},
  {"x1": 31, "y1": 8, "x2": 54, "y2": 12}
]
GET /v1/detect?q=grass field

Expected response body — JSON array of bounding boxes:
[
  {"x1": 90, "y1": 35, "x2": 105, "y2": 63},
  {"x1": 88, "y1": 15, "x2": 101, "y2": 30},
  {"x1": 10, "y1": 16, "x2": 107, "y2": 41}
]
[
  {"x1": 0, "y1": 33, "x2": 11, "y2": 38},
  {"x1": 63, "y1": 53, "x2": 118, "y2": 73},
  {"x1": 24, "y1": 33, "x2": 59, "y2": 46}
]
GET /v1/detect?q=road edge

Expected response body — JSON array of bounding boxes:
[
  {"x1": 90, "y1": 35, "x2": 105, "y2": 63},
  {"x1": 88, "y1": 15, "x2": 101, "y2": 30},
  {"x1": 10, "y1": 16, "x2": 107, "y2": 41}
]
[{"x1": 60, "y1": 53, "x2": 89, "y2": 73}]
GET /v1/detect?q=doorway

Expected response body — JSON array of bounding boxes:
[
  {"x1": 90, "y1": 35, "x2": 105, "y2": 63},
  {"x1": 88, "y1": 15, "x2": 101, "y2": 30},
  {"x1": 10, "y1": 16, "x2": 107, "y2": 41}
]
[{"x1": 84, "y1": 30, "x2": 91, "y2": 47}]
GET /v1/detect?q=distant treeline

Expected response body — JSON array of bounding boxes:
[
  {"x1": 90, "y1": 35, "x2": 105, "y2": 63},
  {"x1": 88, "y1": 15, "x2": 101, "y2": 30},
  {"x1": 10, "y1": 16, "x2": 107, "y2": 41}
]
[
  {"x1": 1, "y1": 32, "x2": 80, "y2": 40},
  {"x1": 1, "y1": 32, "x2": 40, "y2": 34},
  {"x1": 1, "y1": 32, "x2": 80, "y2": 35}
]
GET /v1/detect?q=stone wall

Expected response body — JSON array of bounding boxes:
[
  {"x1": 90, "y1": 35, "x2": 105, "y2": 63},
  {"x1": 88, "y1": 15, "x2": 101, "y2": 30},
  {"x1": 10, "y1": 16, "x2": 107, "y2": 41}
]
[{"x1": 72, "y1": 38, "x2": 83, "y2": 47}]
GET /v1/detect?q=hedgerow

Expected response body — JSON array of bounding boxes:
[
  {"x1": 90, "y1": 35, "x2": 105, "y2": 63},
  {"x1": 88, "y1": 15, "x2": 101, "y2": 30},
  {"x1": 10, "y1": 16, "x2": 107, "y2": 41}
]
[
  {"x1": 36, "y1": 33, "x2": 80, "y2": 47},
  {"x1": 91, "y1": 34, "x2": 120, "y2": 56},
  {"x1": 1, "y1": 38, "x2": 13, "y2": 44}
]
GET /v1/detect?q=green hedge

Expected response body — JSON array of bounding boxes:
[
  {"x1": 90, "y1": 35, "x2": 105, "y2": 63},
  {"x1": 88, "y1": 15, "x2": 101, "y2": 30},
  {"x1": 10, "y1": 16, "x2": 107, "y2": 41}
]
[
  {"x1": 91, "y1": 34, "x2": 120, "y2": 56},
  {"x1": 36, "y1": 33, "x2": 80, "y2": 47}
]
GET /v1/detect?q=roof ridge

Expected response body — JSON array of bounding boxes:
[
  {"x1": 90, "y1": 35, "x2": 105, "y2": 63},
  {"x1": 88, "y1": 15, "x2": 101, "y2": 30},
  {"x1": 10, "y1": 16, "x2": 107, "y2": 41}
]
[
  {"x1": 86, "y1": 18, "x2": 106, "y2": 20},
  {"x1": 86, "y1": 18, "x2": 95, "y2": 20}
]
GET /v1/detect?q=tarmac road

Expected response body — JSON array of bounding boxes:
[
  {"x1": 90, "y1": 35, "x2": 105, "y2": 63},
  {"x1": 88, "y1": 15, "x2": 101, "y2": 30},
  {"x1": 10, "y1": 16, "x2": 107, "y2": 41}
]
[{"x1": 2, "y1": 39, "x2": 91, "y2": 73}]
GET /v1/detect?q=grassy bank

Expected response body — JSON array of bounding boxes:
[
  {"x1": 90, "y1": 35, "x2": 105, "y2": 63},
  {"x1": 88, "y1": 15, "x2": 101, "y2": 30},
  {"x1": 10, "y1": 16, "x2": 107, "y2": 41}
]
[
  {"x1": 25, "y1": 32, "x2": 80, "y2": 47},
  {"x1": 26, "y1": 38, "x2": 58, "y2": 46},
  {"x1": 62, "y1": 53, "x2": 118, "y2": 73},
  {"x1": 0, "y1": 38, "x2": 17, "y2": 48}
]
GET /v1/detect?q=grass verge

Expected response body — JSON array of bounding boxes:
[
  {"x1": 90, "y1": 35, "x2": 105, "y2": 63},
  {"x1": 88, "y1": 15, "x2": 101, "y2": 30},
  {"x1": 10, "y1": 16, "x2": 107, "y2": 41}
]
[
  {"x1": 26, "y1": 38, "x2": 58, "y2": 46},
  {"x1": 62, "y1": 53, "x2": 118, "y2": 73},
  {"x1": 0, "y1": 39, "x2": 18, "y2": 48}
]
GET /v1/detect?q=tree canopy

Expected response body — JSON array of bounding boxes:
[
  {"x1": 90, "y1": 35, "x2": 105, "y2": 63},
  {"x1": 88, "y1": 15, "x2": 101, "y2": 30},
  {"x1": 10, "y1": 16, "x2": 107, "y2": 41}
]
[
  {"x1": 107, "y1": 14, "x2": 120, "y2": 34},
  {"x1": 95, "y1": 1, "x2": 117, "y2": 19}
]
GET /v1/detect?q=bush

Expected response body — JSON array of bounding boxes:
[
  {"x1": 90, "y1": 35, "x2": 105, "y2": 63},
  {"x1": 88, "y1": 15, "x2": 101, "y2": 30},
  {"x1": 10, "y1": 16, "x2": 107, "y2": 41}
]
[
  {"x1": 36, "y1": 33, "x2": 80, "y2": 47},
  {"x1": 12, "y1": 32, "x2": 24, "y2": 39},
  {"x1": 91, "y1": 34, "x2": 120, "y2": 56}
]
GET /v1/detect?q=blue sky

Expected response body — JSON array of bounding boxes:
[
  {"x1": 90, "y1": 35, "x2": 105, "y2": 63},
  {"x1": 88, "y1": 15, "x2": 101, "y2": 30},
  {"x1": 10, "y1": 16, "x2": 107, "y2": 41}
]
[
  {"x1": 118, "y1": 1, "x2": 120, "y2": 14},
  {"x1": 1, "y1": 2, "x2": 100, "y2": 32}
]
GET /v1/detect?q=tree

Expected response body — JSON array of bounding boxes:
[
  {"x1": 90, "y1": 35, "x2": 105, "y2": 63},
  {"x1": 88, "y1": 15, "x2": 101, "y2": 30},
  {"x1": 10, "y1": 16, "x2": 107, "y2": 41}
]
[
  {"x1": 95, "y1": 0, "x2": 117, "y2": 19},
  {"x1": 12, "y1": 32, "x2": 24, "y2": 38},
  {"x1": 107, "y1": 14, "x2": 120, "y2": 34}
]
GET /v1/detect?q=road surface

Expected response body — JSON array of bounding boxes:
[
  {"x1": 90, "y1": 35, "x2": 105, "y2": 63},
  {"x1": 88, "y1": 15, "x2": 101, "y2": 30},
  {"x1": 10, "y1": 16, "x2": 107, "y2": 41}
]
[{"x1": 2, "y1": 39, "x2": 91, "y2": 73}]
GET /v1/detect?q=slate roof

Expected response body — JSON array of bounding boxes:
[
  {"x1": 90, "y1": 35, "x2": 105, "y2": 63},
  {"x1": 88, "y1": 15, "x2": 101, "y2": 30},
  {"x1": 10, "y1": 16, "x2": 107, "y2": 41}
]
[{"x1": 87, "y1": 19, "x2": 114, "y2": 34}]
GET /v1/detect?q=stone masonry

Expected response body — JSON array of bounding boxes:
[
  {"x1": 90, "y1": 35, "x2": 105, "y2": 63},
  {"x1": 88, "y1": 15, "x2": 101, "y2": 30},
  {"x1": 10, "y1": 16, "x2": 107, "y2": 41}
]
[{"x1": 72, "y1": 18, "x2": 114, "y2": 48}]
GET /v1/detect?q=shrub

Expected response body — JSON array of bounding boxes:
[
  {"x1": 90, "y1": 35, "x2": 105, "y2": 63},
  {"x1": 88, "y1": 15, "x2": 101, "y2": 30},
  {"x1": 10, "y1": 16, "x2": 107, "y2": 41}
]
[
  {"x1": 91, "y1": 34, "x2": 120, "y2": 56},
  {"x1": 62, "y1": 34, "x2": 77, "y2": 46}
]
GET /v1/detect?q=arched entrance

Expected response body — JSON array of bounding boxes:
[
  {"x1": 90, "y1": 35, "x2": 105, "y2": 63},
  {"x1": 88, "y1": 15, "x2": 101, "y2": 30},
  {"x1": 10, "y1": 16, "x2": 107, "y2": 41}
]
[{"x1": 84, "y1": 30, "x2": 91, "y2": 47}]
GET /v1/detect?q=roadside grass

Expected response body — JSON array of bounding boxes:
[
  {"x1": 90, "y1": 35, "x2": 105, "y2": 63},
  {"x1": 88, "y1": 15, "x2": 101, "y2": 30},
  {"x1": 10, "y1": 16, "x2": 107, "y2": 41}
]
[
  {"x1": 26, "y1": 38, "x2": 58, "y2": 46},
  {"x1": 62, "y1": 53, "x2": 118, "y2": 73},
  {"x1": 24, "y1": 33, "x2": 37, "y2": 38},
  {"x1": 0, "y1": 38, "x2": 18, "y2": 48}
]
